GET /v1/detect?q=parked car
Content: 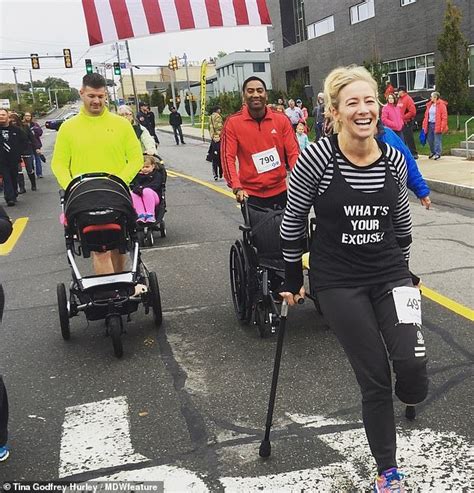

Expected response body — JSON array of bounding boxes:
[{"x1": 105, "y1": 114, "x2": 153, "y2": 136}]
[
  {"x1": 45, "y1": 111, "x2": 77, "y2": 130},
  {"x1": 413, "y1": 96, "x2": 429, "y2": 129}
]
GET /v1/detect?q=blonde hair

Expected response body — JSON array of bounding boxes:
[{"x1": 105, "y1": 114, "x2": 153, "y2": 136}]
[
  {"x1": 323, "y1": 65, "x2": 379, "y2": 133},
  {"x1": 143, "y1": 155, "x2": 158, "y2": 168}
]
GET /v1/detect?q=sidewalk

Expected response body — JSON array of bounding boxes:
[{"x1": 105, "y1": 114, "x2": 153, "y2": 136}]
[{"x1": 159, "y1": 124, "x2": 474, "y2": 200}]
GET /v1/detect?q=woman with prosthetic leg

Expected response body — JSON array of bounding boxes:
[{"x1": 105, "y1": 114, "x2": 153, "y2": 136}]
[{"x1": 279, "y1": 66, "x2": 428, "y2": 492}]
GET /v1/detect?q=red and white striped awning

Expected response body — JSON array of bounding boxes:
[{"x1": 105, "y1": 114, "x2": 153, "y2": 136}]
[{"x1": 82, "y1": 0, "x2": 272, "y2": 46}]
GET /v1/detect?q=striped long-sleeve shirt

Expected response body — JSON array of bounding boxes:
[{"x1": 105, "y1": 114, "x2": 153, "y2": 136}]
[{"x1": 281, "y1": 136, "x2": 412, "y2": 285}]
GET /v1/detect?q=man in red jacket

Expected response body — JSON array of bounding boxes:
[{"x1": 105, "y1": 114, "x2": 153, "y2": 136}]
[
  {"x1": 221, "y1": 76, "x2": 299, "y2": 208},
  {"x1": 397, "y1": 85, "x2": 418, "y2": 159}
]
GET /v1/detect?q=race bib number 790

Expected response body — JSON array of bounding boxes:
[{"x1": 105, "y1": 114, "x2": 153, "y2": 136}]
[
  {"x1": 392, "y1": 286, "x2": 422, "y2": 325},
  {"x1": 252, "y1": 147, "x2": 281, "y2": 174}
]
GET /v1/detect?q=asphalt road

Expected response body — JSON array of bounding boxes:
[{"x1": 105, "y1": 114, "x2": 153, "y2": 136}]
[{"x1": 0, "y1": 123, "x2": 472, "y2": 492}]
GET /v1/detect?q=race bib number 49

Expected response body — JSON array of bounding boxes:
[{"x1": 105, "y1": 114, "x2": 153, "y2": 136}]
[
  {"x1": 392, "y1": 286, "x2": 422, "y2": 325},
  {"x1": 252, "y1": 147, "x2": 281, "y2": 174}
]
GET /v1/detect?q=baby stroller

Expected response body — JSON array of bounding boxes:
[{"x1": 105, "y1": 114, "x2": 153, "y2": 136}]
[
  {"x1": 56, "y1": 173, "x2": 163, "y2": 358},
  {"x1": 135, "y1": 155, "x2": 167, "y2": 248}
]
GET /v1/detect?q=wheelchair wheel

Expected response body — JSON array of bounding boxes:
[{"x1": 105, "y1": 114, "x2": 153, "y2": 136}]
[
  {"x1": 159, "y1": 220, "x2": 166, "y2": 238},
  {"x1": 57, "y1": 283, "x2": 70, "y2": 340},
  {"x1": 230, "y1": 243, "x2": 251, "y2": 323},
  {"x1": 255, "y1": 299, "x2": 273, "y2": 338},
  {"x1": 108, "y1": 314, "x2": 123, "y2": 358},
  {"x1": 148, "y1": 271, "x2": 163, "y2": 327}
]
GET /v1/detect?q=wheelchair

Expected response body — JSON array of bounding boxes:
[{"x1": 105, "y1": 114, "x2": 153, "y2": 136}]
[
  {"x1": 229, "y1": 199, "x2": 289, "y2": 338},
  {"x1": 57, "y1": 173, "x2": 163, "y2": 358}
]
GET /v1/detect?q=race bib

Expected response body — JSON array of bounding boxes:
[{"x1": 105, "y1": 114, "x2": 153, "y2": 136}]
[
  {"x1": 252, "y1": 147, "x2": 281, "y2": 174},
  {"x1": 392, "y1": 286, "x2": 422, "y2": 325}
]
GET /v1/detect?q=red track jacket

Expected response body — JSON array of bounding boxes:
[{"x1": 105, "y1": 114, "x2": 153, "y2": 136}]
[{"x1": 221, "y1": 105, "x2": 300, "y2": 198}]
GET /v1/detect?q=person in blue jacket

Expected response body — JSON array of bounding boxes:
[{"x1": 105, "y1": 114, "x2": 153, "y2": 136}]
[{"x1": 376, "y1": 122, "x2": 431, "y2": 209}]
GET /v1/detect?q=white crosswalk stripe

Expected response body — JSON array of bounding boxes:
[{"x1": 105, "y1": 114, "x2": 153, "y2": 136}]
[{"x1": 59, "y1": 398, "x2": 472, "y2": 491}]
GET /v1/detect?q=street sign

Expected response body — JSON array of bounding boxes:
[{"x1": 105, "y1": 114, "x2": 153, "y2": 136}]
[{"x1": 0, "y1": 99, "x2": 10, "y2": 109}]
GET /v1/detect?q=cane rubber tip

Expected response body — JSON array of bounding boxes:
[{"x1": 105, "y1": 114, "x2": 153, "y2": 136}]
[
  {"x1": 259, "y1": 440, "x2": 271, "y2": 458},
  {"x1": 405, "y1": 405, "x2": 416, "y2": 420},
  {"x1": 297, "y1": 297, "x2": 305, "y2": 305}
]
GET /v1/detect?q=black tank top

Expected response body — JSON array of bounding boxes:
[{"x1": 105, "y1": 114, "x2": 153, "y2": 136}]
[{"x1": 309, "y1": 137, "x2": 410, "y2": 291}]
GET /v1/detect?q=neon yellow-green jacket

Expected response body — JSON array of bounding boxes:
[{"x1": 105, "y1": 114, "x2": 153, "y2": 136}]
[{"x1": 51, "y1": 107, "x2": 143, "y2": 189}]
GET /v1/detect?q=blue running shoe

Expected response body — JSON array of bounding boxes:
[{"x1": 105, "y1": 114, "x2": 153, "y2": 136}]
[
  {"x1": 0, "y1": 444, "x2": 10, "y2": 462},
  {"x1": 374, "y1": 468, "x2": 405, "y2": 492}
]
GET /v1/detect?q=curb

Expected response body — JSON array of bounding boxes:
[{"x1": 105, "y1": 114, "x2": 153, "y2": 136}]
[
  {"x1": 158, "y1": 127, "x2": 210, "y2": 144},
  {"x1": 425, "y1": 179, "x2": 473, "y2": 200}
]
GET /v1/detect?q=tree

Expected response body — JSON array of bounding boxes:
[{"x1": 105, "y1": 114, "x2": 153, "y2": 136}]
[
  {"x1": 151, "y1": 89, "x2": 165, "y2": 114},
  {"x1": 165, "y1": 84, "x2": 174, "y2": 111},
  {"x1": 287, "y1": 78, "x2": 311, "y2": 110},
  {"x1": 216, "y1": 51, "x2": 227, "y2": 58},
  {"x1": 363, "y1": 58, "x2": 389, "y2": 102},
  {"x1": 436, "y1": 0, "x2": 469, "y2": 129},
  {"x1": 43, "y1": 77, "x2": 70, "y2": 89},
  {"x1": 184, "y1": 94, "x2": 197, "y2": 116}
]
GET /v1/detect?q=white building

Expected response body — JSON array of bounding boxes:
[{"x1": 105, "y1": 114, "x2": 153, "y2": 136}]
[{"x1": 214, "y1": 51, "x2": 272, "y2": 94}]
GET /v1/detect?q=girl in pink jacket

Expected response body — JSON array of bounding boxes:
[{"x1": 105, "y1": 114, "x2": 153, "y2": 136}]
[{"x1": 381, "y1": 94, "x2": 404, "y2": 140}]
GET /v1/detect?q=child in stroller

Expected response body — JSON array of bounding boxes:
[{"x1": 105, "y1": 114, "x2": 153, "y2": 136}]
[{"x1": 130, "y1": 155, "x2": 167, "y2": 246}]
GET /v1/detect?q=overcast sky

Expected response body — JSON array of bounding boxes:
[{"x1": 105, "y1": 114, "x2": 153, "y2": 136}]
[{"x1": 0, "y1": 0, "x2": 270, "y2": 88}]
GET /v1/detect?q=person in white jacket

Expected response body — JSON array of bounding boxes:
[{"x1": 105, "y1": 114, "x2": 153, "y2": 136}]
[{"x1": 118, "y1": 105, "x2": 157, "y2": 155}]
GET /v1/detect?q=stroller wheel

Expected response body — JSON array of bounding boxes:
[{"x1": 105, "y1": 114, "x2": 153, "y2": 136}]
[
  {"x1": 159, "y1": 220, "x2": 166, "y2": 238},
  {"x1": 137, "y1": 229, "x2": 145, "y2": 247},
  {"x1": 146, "y1": 228, "x2": 154, "y2": 247},
  {"x1": 148, "y1": 271, "x2": 163, "y2": 328},
  {"x1": 57, "y1": 283, "x2": 70, "y2": 340},
  {"x1": 108, "y1": 314, "x2": 123, "y2": 358}
]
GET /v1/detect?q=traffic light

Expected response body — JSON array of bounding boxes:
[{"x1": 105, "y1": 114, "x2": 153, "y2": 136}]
[
  {"x1": 30, "y1": 54, "x2": 40, "y2": 70},
  {"x1": 85, "y1": 59, "x2": 93, "y2": 74},
  {"x1": 168, "y1": 56, "x2": 179, "y2": 71},
  {"x1": 113, "y1": 62, "x2": 121, "y2": 76},
  {"x1": 63, "y1": 48, "x2": 73, "y2": 68}
]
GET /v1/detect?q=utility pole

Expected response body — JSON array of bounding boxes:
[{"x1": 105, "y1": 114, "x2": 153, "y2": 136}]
[
  {"x1": 12, "y1": 67, "x2": 20, "y2": 104},
  {"x1": 182, "y1": 53, "x2": 194, "y2": 125},
  {"x1": 125, "y1": 40, "x2": 139, "y2": 109},
  {"x1": 116, "y1": 42, "x2": 124, "y2": 102},
  {"x1": 48, "y1": 88, "x2": 52, "y2": 108},
  {"x1": 29, "y1": 70, "x2": 36, "y2": 105},
  {"x1": 54, "y1": 89, "x2": 59, "y2": 109},
  {"x1": 170, "y1": 69, "x2": 177, "y2": 109}
]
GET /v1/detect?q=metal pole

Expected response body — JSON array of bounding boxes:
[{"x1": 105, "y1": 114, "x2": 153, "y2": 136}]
[
  {"x1": 29, "y1": 70, "x2": 36, "y2": 104},
  {"x1": 116, "y1": 42, "x2": 124, "y2": 101},
  {"x1": 48, "y1": 88, "x2": 52, "y2": 108},
  {"x1": 125, "y1": 40, "x2": 139, "y2": 109},
  {"x1": 183, "y1": 53, "x2": 194, "y2": 125},
  {"x1": 12, "y1": 67, "x2": 20, "y2": 104},
  {"x1": 170, "y1": 69, "x2": 177, "y2": 108},
  {"x1": 54, "y1": 90, "x2": 59, "y2": 109}
]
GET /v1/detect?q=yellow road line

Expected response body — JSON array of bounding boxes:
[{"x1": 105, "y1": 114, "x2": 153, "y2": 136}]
[
  {"x1": 421, "y1": 286, "x2": 474, "y2": 322},
  {"x1": 168, "y1": 168, "x2": 474, "y2": 320},
  {"x1": 0, "y1": 217, "x2": 28, "y2": 256},
  {"x1": 167, "y1": 169, "x2": 235, "y2": 199}
]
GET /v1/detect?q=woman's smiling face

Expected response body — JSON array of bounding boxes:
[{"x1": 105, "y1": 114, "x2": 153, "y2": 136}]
[{"x1": 332, "y1": 80, "x2": 379, "y2": 140}]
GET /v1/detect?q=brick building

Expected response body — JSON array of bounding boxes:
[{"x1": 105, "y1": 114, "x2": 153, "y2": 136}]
[{"x1": 266, "y1": 0, "x2": 473, "y2": 98}]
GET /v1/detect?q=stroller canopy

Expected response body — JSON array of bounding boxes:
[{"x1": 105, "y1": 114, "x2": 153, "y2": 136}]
[{"x1": 64, "y1": 174, "x2": 136, "y2": 225}]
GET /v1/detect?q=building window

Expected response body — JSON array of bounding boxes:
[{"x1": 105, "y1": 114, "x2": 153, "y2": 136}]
[
  {"x1": 253, "y1": 62, "x2": 266, "y2": 73},
  {"x1": 469, "y1": 45, "x2": 474, "y2": 87},
  {"x1": 308, "y1": 16, "x2": 335, "y2": 39},
  {"x1": 293, "y1": 0, "x2": 307, "y2": 43},
  {"x1": 350, "y1": 0, "x2": 375, "y2": 25},
  {"x1": 401, "y1": 0, "x2": 416, "y2": 5},
  {"x1": 386, "y1": 53, "x2": 435, "y2": 91}
]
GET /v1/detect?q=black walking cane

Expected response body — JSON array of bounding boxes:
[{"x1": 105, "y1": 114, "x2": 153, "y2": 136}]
[{"x1": 259, "y1": 296, "x2": 304, "y2": 458}]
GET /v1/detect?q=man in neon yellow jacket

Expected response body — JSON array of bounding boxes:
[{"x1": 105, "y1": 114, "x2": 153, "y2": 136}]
[{"x1": 52, "y1": 73, "x2": 143, "y2": 275}]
